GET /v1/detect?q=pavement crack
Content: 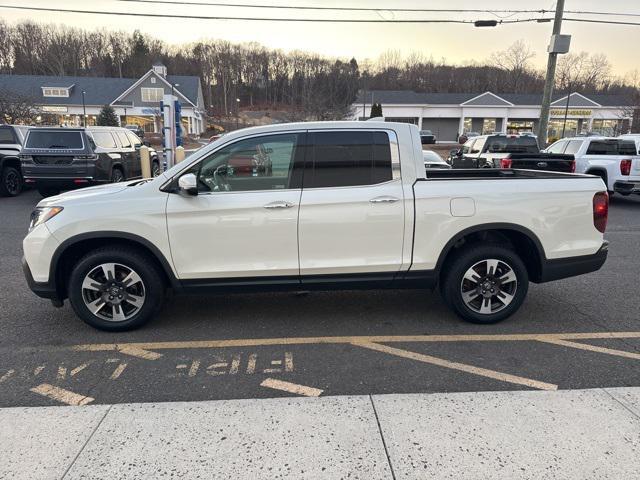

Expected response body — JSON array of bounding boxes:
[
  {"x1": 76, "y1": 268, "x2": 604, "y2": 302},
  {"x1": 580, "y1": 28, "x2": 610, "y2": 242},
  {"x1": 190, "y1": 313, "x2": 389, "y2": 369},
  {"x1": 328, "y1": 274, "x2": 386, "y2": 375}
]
[
  {"x1": 369, "y1": 395, "x2": 397, "y2": 480},
  {"x1": 602, "y1": 388, "x2": 640, "y2": 420},
  {"x1": 60, "y1": 404, "x2": 112, "y2": 480}
]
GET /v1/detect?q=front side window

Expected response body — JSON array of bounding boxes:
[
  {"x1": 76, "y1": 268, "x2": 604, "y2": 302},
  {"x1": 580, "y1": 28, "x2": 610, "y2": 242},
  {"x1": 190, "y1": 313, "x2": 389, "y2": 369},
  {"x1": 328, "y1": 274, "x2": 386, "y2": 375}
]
[
  {"x1": 194, "y1": 133, "x2": 302, "y2": 193},
  {"x1": 305, "y1": 131, "x2": 393, "y2": 188},
  {"x1": 115, "y1": 132, "x2": 131, "y2": 148},
  {"x1": 141, "y1": 87, "x2": 164, "y2": 103},
  {"x1": 126, "y1": 130, "x2": 142, "y2": 147},
  {"x1": 0, "y1": 128, "x2": 16, "y2": 144},
  {"x1": 564, "y1": 140, "x2": 583, "y2": 155},
  {"x1": 89, "y1": 131, "x2": 118, "y2": 149}
]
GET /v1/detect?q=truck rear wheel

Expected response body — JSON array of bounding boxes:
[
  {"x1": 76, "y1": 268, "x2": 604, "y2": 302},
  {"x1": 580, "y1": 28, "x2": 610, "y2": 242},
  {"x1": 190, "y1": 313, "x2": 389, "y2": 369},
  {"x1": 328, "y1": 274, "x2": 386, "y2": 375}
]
[
  {"x1": 441, "y1": 244, "x2": 529, "y2": 324},
  {"x1": 67, "y1": 247, "x2": 165, "y2": 331}
]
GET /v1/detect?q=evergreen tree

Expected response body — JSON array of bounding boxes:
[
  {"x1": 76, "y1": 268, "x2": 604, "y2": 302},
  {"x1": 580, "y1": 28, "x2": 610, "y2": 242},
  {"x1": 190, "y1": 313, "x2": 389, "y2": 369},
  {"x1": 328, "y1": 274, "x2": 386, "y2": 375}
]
[
  {"x1": 370, "y1": 103, "x2": 382, "y2": 118},
  {"x1": 377, "y1": 103, "x2": 384, "y2": 117},
  {"x1": 96, "y1": 105, "x2": 119, "y2": 126}
]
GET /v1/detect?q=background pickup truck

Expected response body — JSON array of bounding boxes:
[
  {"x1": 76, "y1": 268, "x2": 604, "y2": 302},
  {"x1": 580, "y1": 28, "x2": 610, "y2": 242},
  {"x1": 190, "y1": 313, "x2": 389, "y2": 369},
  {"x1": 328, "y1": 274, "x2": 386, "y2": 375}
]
[
  {"x1": 23, "y1": 121, "x2": 609, "y2": 331},
  {"x1": 0, "y1": 124, "x2": 29, "y2": 197},
  {"x1": 450, "y1": 134, "x2": 575, "y2": 172},
  {"x1": 545, "y1": 136, "x2": 640, "y2": 196}
]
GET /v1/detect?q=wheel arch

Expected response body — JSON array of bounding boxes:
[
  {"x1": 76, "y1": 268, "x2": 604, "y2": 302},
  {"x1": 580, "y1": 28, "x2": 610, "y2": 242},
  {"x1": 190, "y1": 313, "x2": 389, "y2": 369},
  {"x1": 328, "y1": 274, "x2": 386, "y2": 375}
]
[
  {"x1": 435, "y1": 223, "x2": 546, "y2": 283},
  {"x1": 51, "y1": 231, "x2": 180, "y2": 299},
  {"x1": 1, "y1": 155, "x2": 22, "y2": 172},
  {"x1": 585, "y1": 167, "x2": 609, "y2": 188}
]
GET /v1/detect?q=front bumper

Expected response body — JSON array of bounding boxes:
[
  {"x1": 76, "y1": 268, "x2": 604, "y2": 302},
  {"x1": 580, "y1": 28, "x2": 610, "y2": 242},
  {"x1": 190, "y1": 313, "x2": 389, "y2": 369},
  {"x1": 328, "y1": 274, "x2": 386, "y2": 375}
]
[
  {"x1": 22, "y1": 256, "x2": 62, "y2": 304},
  {"x1": 537, "y1": 241, "x2": 609, "y2": 283},
  {"x1": 613, "y1": 181, "x2": 640, "y2": 195}
]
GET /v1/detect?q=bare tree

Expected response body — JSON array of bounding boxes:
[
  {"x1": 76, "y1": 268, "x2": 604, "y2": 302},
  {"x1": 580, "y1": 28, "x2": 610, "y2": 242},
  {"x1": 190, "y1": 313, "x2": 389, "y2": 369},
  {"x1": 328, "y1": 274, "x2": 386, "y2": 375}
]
[
  {"x1": 0, "y1": 89, "x2": 38, "y2": 124},
  {"x1": 490, "y1": 40, "x2": 536, "y2": 93}
]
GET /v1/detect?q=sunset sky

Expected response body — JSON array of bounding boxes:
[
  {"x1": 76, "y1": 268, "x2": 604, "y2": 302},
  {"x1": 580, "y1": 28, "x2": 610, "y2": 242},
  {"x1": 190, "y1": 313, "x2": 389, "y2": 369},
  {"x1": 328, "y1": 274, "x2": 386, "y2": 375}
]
[{"x1": 1, "y1": 0, "x2": 639, "y2": 76}]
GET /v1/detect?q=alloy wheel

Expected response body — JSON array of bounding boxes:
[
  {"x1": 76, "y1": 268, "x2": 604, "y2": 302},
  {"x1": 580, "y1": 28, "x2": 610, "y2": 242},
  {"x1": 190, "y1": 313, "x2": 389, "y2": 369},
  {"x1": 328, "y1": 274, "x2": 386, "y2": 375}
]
[
  {"x1": 81, "y1": 263, "x2": 146, "y2": 322},
  {"x1": 5, "y1": 170, "x2": 20, "y2": 195},
  {"x1": 460, "y1": 258, "x2": 517, "y2": 315}
]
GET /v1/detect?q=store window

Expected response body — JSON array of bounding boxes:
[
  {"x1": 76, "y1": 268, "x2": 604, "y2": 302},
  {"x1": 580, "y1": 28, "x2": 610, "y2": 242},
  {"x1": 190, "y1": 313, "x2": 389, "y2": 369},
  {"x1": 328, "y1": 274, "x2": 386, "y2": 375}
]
[
  {"x1": 482, "y1": 119, "x2": 496, "y2": 134},
  {"x1": 463, "y1": 118, "x2": 472, "y2": 133},
  {"x1": 592, "y1": 119, "x2": 621, "y2": 137},
  {"x1": 42, "y1": 87, "x2": 70, "y2": 98}
]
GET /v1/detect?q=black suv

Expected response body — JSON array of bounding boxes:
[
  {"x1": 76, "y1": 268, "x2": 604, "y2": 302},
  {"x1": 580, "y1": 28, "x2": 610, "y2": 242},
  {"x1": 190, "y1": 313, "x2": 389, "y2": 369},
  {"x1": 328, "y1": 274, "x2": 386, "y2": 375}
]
[
  {"x1": 21, "y1": 126, "x2": 159, "y2": 197},
  {"x1": 0, "y1": 124, "x2": 30, "y2": 197}
]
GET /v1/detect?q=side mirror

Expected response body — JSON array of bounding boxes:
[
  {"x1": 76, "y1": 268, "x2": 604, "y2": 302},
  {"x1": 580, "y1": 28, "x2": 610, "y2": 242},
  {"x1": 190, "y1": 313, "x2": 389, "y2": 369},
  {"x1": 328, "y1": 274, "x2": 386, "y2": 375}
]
[{"x1": 178, "y1": 173, "x2": 198, "y2": 196}]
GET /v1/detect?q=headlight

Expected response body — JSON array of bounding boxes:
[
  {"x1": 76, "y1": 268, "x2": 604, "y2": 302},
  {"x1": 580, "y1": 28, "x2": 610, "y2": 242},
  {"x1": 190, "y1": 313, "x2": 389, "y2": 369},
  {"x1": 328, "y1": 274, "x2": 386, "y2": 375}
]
[{"x1": 29, "y1": 207, "x2": 63, "y2": 231}]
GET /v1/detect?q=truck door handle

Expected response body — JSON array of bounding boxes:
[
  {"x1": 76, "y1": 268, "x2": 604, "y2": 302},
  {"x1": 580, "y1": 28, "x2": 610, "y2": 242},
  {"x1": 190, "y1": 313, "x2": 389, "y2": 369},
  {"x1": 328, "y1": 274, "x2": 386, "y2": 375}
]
[
  {"x1": 370, "y1": 196, "x2": 399, "y2": 203},
  {"x1": 263, "y1": 201, "x2": 295, "y2": 209}
]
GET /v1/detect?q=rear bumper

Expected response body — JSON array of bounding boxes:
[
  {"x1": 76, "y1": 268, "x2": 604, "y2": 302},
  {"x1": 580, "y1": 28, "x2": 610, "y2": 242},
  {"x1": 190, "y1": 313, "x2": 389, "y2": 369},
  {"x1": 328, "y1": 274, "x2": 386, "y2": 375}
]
[
  {"x1": 537, "y1": 241, "x2": 609, "y2": 283},
  {"x1": 22, "y1": 256, "x2": 61, "y2": 302},
  {"x1": 613, "y1": 181, "x2": 640, "y2": 195}
]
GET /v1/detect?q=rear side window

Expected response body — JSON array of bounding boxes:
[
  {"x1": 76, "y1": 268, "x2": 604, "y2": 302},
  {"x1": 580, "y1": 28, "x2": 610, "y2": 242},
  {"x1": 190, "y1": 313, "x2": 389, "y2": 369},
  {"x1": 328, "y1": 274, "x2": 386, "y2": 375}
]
[
  {"x1": 0, "y1": 128, "x2": 16, "y2": 144},
  {"x1": 305, "y1": 131, "x2": 393, "y2": 188},
  {"x1": 115, "y1": 131, "x2": 131, "y2": 148},
  {"x1": 90, "y1": 131, "x2": 118, "y2": 149},
  {"x1": 486, "y1": 136, "x2": 539, "y2": 154},
  {"x1": 471, "y1": 138, "x2": 486, "y2": 154},
  {"x1": 546, "y1": 140, "x2": 568, "y2": 154},
  {"x1": 26, "y1": 130, "x2": 83, "y2": 149},
  {"x1": 586, "y1": 140, "x2": 637, "y2": 155}
]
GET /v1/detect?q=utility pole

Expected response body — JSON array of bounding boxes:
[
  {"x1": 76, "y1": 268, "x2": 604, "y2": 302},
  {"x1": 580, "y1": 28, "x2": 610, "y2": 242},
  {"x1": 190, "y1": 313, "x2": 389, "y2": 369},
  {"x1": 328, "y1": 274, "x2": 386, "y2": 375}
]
[{"x1": 537, "y1": 0, "x2": 567, "y2": 146}]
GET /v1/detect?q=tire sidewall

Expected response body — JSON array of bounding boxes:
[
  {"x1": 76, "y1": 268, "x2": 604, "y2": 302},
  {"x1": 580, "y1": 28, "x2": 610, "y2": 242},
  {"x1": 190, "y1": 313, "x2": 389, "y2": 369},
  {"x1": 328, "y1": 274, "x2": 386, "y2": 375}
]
[
  {"x1": 444, "y1": 245, "x2": 529, "y2": 324},
  {"x1": 112, "y1": 168, "x2": 124, "y2": 182},
  {"x1": 68, "y1": 249, "x2": 164, "y2": 331},
  {"x1": 1, "y1": 166, "x2": 22, "y2": 197}
]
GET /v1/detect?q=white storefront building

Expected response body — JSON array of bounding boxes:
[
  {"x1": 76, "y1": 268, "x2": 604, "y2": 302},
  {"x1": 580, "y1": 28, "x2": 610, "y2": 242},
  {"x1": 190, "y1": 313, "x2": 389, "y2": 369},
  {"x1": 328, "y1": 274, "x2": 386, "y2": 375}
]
[{"x1": 353, "y1": 90, "x2": 634, "y2": 143}]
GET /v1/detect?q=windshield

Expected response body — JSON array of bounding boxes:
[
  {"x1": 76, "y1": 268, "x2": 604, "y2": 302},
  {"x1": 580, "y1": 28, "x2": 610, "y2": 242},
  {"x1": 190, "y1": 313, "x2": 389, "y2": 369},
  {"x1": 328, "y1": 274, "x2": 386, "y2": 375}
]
[
  {"x1": 26, "y1": 130, "x2": 84, "y2": 149},
  {"x1": 485, "y1": 136, "x2": 539, "y2": 154}
]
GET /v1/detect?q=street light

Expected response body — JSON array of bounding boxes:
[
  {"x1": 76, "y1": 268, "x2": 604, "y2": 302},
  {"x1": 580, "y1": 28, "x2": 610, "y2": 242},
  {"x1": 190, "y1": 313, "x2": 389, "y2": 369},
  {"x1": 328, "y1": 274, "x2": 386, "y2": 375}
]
[{"x1": 81, "y1": 90, "x2": 86, "y2": 127}]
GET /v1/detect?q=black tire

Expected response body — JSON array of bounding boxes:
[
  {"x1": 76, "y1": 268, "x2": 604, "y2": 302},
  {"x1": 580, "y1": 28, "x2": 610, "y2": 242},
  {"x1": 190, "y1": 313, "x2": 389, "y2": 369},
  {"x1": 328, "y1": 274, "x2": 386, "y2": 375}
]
[
  {"x1": 0, "y1": 166, "x2": 23, "y2": 197},
  {"x1": 37, "y1": 187, "x2": 60, "y2": 197},
  {"x1": 67, "y1": 247, "x2": 165, "y2": 331},
  {"x1": 111, "y1": 167, "x2": 125, "y2": 183},
  {"x1": 440, "y1": 244, "x2": 529, "y2": 324}
]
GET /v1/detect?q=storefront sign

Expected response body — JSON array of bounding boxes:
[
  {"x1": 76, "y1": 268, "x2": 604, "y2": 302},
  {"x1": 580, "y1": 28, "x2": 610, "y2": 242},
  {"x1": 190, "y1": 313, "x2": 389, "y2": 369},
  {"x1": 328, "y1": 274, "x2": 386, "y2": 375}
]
[
  {"x1": 550, "y1": 109, "x2": 592, "y2": 117},
  {"x1": 41, "y1": 106, "x2": 68, "y2": 113}
]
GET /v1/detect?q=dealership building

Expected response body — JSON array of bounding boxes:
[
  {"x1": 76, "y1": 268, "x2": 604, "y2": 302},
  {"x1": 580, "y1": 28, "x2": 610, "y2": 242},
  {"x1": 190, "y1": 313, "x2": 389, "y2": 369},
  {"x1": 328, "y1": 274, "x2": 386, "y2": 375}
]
[
  {"x1": 353, "y1": 90, "x2": 635, "y2": 142},
  {"x1": 0, "y1": 63, "x2": 206, "y2": 134}
]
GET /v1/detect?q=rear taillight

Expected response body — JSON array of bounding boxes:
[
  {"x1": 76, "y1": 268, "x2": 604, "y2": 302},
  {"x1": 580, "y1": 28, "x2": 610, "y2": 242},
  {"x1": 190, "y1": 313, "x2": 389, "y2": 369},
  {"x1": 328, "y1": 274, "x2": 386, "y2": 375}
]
[
  {"x1": 620, "y1": 159, "x2": 632, "y2": 176},
  {"x1": 570, "y1": 160, "x2": 576, "y2": 173},
  {"x1": 74, "y1": 154, "x2": 98, "y2": 160},
  {"x1": 500, "y1": 158, "x2": 512, "y2": 169},
  {"x1": 593, "y1": 191, "x2": 609, "y2": 233}
]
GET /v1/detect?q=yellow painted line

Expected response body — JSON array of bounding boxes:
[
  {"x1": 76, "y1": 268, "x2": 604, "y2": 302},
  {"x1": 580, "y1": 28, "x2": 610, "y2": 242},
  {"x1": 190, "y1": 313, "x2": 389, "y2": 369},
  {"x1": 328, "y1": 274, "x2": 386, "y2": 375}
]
[
  {"x1": 355, "y1": 342, "x2": 558, "y2": 391},
  {"x1": 109, "y1": 363, "x2": 128, "y2": 380},
  {"x1": 0, "y1": 369, "x2": 15, "y2": 383},
  {"x1": 70, "y1": 331, "x2": 640, "y2": 352},
  {"x1": 30, "y1": 383, "x2": 94, "y2": 406},
  {"x1": 117, "y1": 346, "x2": 162, "y2": 360},
  {"x1": 261, "y1": 378, "x2": 323, "y2": 397},
  {"x1": 538, "y1": 338, "x2": 640, "y2": 360}
]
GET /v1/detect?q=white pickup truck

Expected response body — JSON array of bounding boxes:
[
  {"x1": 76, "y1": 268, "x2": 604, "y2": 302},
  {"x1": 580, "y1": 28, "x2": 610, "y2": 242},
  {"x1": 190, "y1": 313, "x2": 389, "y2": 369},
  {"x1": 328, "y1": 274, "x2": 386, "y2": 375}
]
[
  {"x1": 545, "y1": 136, "x2": 640, "y2": 195},
  {"x1": 23, "y1": 121, "x2": 610, "y2": 331}
]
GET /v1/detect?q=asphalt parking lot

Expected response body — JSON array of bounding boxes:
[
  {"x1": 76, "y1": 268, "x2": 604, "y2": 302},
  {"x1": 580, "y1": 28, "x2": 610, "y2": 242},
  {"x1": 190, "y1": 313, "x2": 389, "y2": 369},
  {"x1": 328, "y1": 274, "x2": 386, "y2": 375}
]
[{"x1": 1, "y1": 190, "x2": 640, "y2": 407}]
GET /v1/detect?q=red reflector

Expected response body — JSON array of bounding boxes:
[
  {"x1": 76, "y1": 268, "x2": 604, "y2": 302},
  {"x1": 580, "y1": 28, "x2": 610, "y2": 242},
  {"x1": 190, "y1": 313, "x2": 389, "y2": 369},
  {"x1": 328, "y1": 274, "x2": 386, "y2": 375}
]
[
  {"x1": 25, "y1": 179, "x2": 35, "y2": 183},
  {"x1": 500, "y1": 158, "x2": 512, "y2": 169},
  {"x1": 593, "y1": 191, "x2": 608, "y2": 233},
  {"x1": 620, "y1": 159, "x2": 632, "y2": 176},
  {"x1": 73, "y1": 179, "x2": 89, "y2": 185}
]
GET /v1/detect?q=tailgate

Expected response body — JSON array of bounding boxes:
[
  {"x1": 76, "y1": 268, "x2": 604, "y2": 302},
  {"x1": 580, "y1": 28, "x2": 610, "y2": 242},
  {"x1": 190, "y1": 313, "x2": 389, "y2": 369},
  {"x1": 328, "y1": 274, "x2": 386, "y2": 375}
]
[
  {"x1": 21, "y1": 154, "x2": 88, "y2": 177},
  {"x1": 509, "y1": 154, "x2": 574, "y2": 173}
]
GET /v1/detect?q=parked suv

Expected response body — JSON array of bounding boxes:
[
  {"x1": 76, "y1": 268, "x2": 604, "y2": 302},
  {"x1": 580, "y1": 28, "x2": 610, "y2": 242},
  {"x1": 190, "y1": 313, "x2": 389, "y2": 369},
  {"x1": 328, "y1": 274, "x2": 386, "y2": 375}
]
[
  {"x1": 20, "y1": 126, "x2": 158, "y2": 197},
  {"x1": 545, "y1": 136, "x2": 640, "y2": 195},
  {"x1": 0, "y1": 124, "x2": 30, "y2": 197}
]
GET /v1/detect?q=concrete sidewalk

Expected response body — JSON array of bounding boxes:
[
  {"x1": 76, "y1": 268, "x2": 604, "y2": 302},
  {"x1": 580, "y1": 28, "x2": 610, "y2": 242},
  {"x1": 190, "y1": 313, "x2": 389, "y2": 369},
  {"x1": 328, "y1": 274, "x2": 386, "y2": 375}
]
[{"x1": 2, "y1": 388, "x2": 639, "y2": 480}]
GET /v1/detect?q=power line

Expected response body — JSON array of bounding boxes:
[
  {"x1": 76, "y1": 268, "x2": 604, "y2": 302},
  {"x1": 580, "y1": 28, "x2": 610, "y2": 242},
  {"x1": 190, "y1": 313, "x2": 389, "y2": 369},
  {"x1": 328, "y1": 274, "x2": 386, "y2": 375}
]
[
  {"x1": 0, "y1": 5, "x2": 544, "y2": 23},
  {"x1": 116, "y1": 0, "x2": 550, "y2": 14},
  {"x1": 1, "y1": 4, "x2": 640, "y2": 26},
  {"x1": 114, "y1": 0, "x2": 640, "y2": 19}
]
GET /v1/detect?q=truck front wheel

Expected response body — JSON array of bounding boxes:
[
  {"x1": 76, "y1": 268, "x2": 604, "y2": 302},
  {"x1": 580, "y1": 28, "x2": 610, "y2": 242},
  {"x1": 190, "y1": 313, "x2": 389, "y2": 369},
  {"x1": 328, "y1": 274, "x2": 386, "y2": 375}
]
[
  {"x1": 67, "y1": 247, "x2": 165, "y2": 331},
  {"x1": 441, "y1": 245, "x2": 529, "y2": 324}
]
